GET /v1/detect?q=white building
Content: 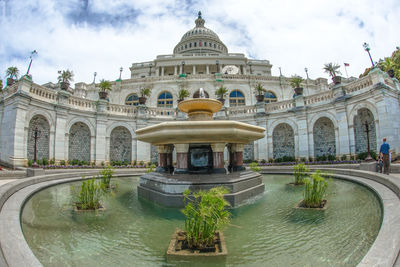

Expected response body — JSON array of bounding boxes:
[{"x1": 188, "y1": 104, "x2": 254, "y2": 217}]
[{"x1": 1, "y1": 12, "x2": 399, "y2": 168}]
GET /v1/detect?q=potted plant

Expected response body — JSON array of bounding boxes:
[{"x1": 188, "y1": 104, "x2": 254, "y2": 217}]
[
  {"x1": 215, "y1": 85, "x2": 228, "y2": 104},
  {"x1": 290, "y1": 75, "x2": 304, "y2": 96},
  {"x1": 254, "y1": 83, "x2": 266, "y2": 102},
  {"x1": 379, "y1": 57, "x2": 396, "y2": 78},
  {"x1": 323, "y1": 63, "x2": 342, "y2": 85},
  {"x1": 167, "y1": 187, "x2": 230, "y2": 256},
  {"x1": 177, "y1": 88, "x2": 190, "y2": 103},
  {"x1": 139, "y1": 87, "x2": 151, "y2": 105},
  {"x1": 58, "y1": 69, "x2": 74, "y2": 90},
  {"x1": 98, "y1": 79, "x2": 112, "y2": 100},
  {"x1": 6, "y1": 66, "x2": 19, "y2": 86}
]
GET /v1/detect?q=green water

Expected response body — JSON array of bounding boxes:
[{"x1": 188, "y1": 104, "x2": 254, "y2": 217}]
[{"x1": 21, "y1": 175, "x2": 382, "y2": 266}]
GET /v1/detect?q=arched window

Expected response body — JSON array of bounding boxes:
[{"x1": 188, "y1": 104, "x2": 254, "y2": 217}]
[
  {"x1": 229, "y1": 90, "x2": 245, "y2": 106},
  {"x1": 158, "y1": 91, "x2": 173, "y2": 108},
  {"x1": 264, "y1": 91, "x2": 277, "y2": 103},
  {"x1": 125, "y1": 94, "x2": 139, "y2": 106}
]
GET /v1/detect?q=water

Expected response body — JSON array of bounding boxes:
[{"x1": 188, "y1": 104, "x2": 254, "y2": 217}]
[{"x1": 21, "y1": 175, "x2": 382, "y2": 266}]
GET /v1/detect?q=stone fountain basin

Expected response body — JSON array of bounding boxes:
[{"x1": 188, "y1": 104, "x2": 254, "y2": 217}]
[{"x1": 136, "y1": 120, "x2": 265, "y2": 144}]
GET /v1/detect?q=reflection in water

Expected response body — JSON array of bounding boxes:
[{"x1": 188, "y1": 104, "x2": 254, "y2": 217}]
[{"x1": 21, "y1": 175, "x2": 381, "y2": 267}]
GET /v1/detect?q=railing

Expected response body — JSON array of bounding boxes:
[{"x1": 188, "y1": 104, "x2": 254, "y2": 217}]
[
  {"x1": 147, "y1": 107, "x2": 177, "y2": 117},
  {"x1": 107, "y1": 104, "x2": 137, "y2": 116},
  {"x1": 29, "y1": 84, "x2": 57, "y2": 103},
  {"x1": 226, "y1": 105, "x2": 257, "y2": 116},
  {"x1": 344, "y1": 75, "x2": 373, "y2": 94},
  {"x1": 304, "y1": 91, "x2": 333, "y2": 105},
  {"x1": 265, "y1": 99, "x2": 294, "y2": 112},
  {"x1": 68, "y1": 96, "x2": 96, "y2": 111}
]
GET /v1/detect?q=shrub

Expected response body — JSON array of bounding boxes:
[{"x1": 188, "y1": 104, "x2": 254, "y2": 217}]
[
  {"x1": 36, "y1": 159, "x2": 42, "y2": 165},
  {"x1": 260, "y1": 159, "x2": 266, "y2": 164},
  {"x1": 357, "y1": 152, "x2": 377, "y2": 160},
  {"x1": 60, "y1": 160, "x2": 66, "y2": 166},
  {"x1": 327, "y1": 154, "x2": 336, "y2": 161},
  {"x1": 282, "y1": 156, "x2": 295, "y2": 162},
  {"x1": 146, "y1": 163, "x2": 156, "y2": 173},
  {"x1": 49, "y1": 158, "x2": 55, "y2": 165},
  {"x1": 340, "y1": 155, "x2": 347, "y2": 161},
  {"x1": 28, "y1": 159, "x2": 33, "y2": 167},
  {"x1": 139, "y1": 161, "x2": 144, "y2": 166},
  {"x1": 182, "y1": 187, "x2": 231, "y2": 249},
  {"x1": 78, "y1": 178, "x2": 103, "y2": 210},
  {"x1": 293, "y1": 163, "x2": 309, "y2": 185},
  {"x1": 100, "y1": 165, "x2": 114, "y2": 189},
  {"x1": 133, "y1": 160, "x2": 137, "y2": 166},
  {"x1": 249, "y1": 162, "x2": 261, "y2": 172},
  {"x1": 300, "y1": 157, "x2": 306, "y2": 162},
  {"x1": 303, "y1": 170, "x2": 328, "y2": 208},
  {"x1": 308, "y1": 157, "x2": 313, "y2": 162},
  {"x1": 268, "y1": 158, "x2": 274, "y2": 163},
  {"x1": 101, "y1": 161, "x2": 105, "y2": 167}
]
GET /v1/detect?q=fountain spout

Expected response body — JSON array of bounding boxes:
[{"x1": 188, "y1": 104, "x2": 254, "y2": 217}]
[{"x1": 199, "y1": 88, "x2": 205, "y2": 98}]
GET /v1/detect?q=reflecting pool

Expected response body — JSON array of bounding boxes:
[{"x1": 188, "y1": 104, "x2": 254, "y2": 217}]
[{"x1": 21, "y1": 175, "x2": 381, "y2": 266}]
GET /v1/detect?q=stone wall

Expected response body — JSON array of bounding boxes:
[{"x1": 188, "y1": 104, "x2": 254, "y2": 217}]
[
  {"x1": 151, "y1": 145, "x2": 158, "y2": 163},
  {"x1": 313, "y1": 117, "x2": 336, "y2": 157},
  {"x1": 27, "y1": 115, "x2": 50, "y2": 161},
  {"x1": 110, "y1": 126, "x2": 132, "y2": 163},
  {"x1": 244, "y1": 142, "x2": 254, "y2": 161},
  {"x1": 273, "y1": 123, "x2": 295, "y2": 159},
  {"x1": 354, "y1": 108, "x2": 376, "y2": 153},
  {"x1": 68, "y1": 122, "x2": 90, "y2": 162}
]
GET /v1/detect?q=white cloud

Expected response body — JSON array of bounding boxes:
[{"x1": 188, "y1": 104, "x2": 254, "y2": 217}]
[{"x1": 0, "y1": 0, "x2": 399, "y2": 85}]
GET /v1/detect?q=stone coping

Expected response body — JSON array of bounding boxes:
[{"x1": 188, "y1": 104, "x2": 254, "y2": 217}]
[{"x1": 0, "y1": 168, "x2": 398, "y2": 266}]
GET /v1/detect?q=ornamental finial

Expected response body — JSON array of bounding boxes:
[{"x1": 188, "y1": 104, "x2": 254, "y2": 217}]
[{"x1": 198, "y1": 11, "x2": 202, "y2": 18}]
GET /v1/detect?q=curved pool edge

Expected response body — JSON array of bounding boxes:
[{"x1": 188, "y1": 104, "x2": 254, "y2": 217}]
[{"x1": 0, "y1": 168, "x2": 398, "y2": 267}]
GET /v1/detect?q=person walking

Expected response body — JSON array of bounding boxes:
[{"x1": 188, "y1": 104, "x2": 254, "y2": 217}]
[{"x1": 379, "y1": 138, "x2": 390, "y2": 175}]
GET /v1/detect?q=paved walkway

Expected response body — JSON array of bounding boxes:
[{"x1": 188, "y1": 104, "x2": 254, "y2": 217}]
[{"x1": 0, "y1": 180, "x2": 16, "y2": 187}]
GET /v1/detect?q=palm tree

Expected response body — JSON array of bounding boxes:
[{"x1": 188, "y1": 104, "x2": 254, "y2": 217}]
[
  {"x1": 254, "y1": 83, "x2": 266, "y2": 102},
  {"x1": 290, "y1": 75, "x2": 304, "y2": 96},
  {"x1": 98, "y1": 79, "x2": 112, "y2": 100},
  {"x1": 58, "y1": 69, "x2": 74, "y2": 90},
  {"x1": 6, "y1": 67, "x2": 19, "y2": 79},
  {"x1": 323, "y1": 63, "x2": 341, "y2": 78},
  {"x1": 139, "y1": 87, "x2": 151, "y2": 105},
  {"x1": 177, "y1": 88, "x2": 190, "y2": 102}
]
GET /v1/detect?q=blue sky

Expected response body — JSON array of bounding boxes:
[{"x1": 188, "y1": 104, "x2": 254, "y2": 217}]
[{"x1": 0, "y1": 0, "x2": 399, "y2": 86}]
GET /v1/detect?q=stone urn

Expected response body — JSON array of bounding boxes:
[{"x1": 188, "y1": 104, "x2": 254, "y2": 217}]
[
  {"x1": 256, "y1": 94, "x2": 264, "y2": 102},
  {"x1": 139, "y1": 97, "x2": 147, "y2": 105},
  {"x1": 99, "y1": 91, "x2": 108, "y2": 100},
  {"x1": 387, "y1": 69, "x2": 395, "y2": 78},
  {"x1": 294, "y1": 87, "x2": 303, "y2": 96},
  {"x1": 332, "y1": 76, "x2": 342, "y2": 85},
  {"x1": 60, "y1": 81, "x2": 70, "y2": 91},
  {"x1": 6, "y1": 78, "x2": 14, "y2": 86}
]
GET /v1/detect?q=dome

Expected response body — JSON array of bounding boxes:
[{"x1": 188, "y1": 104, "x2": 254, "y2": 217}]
[{"x1": 173, "y1": 12, "x2": 228, "y2": 54}]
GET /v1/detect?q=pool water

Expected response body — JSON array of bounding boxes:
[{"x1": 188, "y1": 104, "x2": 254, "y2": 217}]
[{"x1": 21, "y1": 175, "x2": 382, "y2": 266}]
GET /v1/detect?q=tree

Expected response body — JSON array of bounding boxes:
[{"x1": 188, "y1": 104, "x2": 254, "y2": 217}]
[
  {"x1": 323, "y1": 63, "x2": 341, "y2": 78},
  {"x1": 140, "y1": 87, "x2": 151, "y2": 97},
  {"x1": 215, "y1": 85, "x2": 228, "y2": 99},
  {"x1": 254, "y1": 83, "x2": 266, "y2": 96},
  {"x1": 57, "y1": 69, "x2": 74, "y2": 84},
  {"x1": 177, "y1": 88, "x2": 190, "y2": 101},
  {"x1": 99, "y1": 79, "x2": 112, "y2": 91},
  {"x1": 6, "y1": 67, "x2": 19, "y2": 79},
  {"x1": 290, "y1": 75, "x2": 304, "y2": 88}
]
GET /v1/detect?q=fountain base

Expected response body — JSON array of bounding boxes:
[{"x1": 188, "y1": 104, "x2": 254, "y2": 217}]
[{"x1": 138, "y1": 171, "x2": 265, "y2": 207}]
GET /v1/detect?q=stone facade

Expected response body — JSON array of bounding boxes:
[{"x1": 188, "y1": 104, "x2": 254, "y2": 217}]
[
  {"x1": 244, "y1": 142, "x2": 254, "y2": 161},
  {"x1": 273, "y1": 123, "x2": 295, "y2": 159},
  {"x1": 68, "y1": 122, "x2": 91, "y2": 162},
  {"x1": 27, "y1": 115, "x2": 50, "y2": 161},
  {"x1": 354, "y1": 108, "x2": 377, "y2": 153},
  {"x1": 110, "y1": 126, "x2": 132, "y2": 163},
  {"x1": 313, "y1": 117, "x2": 336, "y2": 157}
]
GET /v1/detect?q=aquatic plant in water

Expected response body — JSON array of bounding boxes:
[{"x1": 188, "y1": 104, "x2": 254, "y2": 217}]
[
  {"x1": 78, "y1": 178, "x2": 103, "y2": 210},
  {"x1": 293, "y1": 163, "x2": 309, "y2": 185},
  {"x1": 303, "y1": 170, "x2": 328, "y2": 208},
  {"x1": 100, "y1": 165, "x2": 114, "y2": 189}
]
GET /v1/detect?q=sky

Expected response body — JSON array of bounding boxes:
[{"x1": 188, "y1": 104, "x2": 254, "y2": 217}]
[{"x1": 0, "y1": 0, "x2": 399, "y2": 86}]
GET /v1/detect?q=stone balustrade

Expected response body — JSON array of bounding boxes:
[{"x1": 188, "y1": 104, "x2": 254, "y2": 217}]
[
  {"x1": 304, "y1": 91, "x2": 333, "y2": 105},
  {"x1": 344, "y1": 75, "x2": 373, "y2": 94},
  {"x1": 68, "y1": 96, "x2": 96, "y2": 111},
  {"x1": 265, "y1": 99, "x2": 294, "y2": 113}
]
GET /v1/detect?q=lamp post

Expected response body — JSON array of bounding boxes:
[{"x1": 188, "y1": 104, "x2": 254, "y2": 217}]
[
  {"x1": 363, "y1": 42, "x2": 375, "y2": 68},
  {"x1": 93, "y1": 72, "x2": 97, "y2": 84},
  {"x1": 363, "y1": 120, "x2": 373, "y2": 161},
  {"x1": 304, "y1": 67, "x2": 309, "y2": 79},
  {"x1": 181, "y1": 61, "x2": 185, "y2": 74},
  {"x1": 149, "y1": 63, "x2": 152, "y2": 76},
  {"x1": 119, "y1": 67, "x2": 123, "y2": 80},
  {"x1": 249, "y1": 61, "x2": 253, "y2": 74},
  {"x1": 216, "y1": 60, "x2": 219, "y2": 73},
  {"x1": 32, "y1": 127, "x2": 41, "y2": 167},
  {"x1": 26, "y1": 50, "x2": 38, "y2": 76}
]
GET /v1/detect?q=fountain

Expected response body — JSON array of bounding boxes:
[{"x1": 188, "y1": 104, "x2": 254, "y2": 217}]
[{"x1": 136, "y1": 90, "x2": 265, "y2": 207}]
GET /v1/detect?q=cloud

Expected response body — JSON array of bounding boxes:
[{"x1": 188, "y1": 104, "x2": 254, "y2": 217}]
[{"x1": 0, "y1": 0, "x2": 399, "y2": 85}]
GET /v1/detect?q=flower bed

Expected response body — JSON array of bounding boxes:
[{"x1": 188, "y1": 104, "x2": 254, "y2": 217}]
[
  {"x1": 245, "y1": 160, "x2": 361, "y2": 166},
  {"x1": 42, "y1": 165, "x2": 147, "y2": 169}
]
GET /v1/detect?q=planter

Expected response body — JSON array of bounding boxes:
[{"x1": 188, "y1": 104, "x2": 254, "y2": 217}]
[
  {"x1": 177, "y1": 99, "x2": 184, "y2": 104},
  {"x1": 74, "y1": 203, "x2": 105, "y2": 212},
  {"x1": 99, "y1": 91, "x2": 108, "y2": 100},
  {"x1": 6, "y1": 78, "x2": 14, "y2": 86},
  {"x1": 294, "y1": 199, "x2": 328, "y2": 211},
  {"x1": 60, "y1": 81, "x2": 70, "y2": 91},
  {"x1": 256, "y1": 94, "x2": 264, "y2": 102},
  {"x1": 332, "y1": 76, "x2": 342, "y2": 85},
  {"x1": 217, "y1": 98, "x2": 225, "y2": 105},
  {"x1": 139, "y1": 97, "x2": 147, "y2": 105},
  {"x1": 167, "y1": 230, "x2": 227, "y2": 256},
  {"x1": 294, "y1": 87, "x2": 303, "y2": 96},
  {"x1": 387, "y1": 69, "x2": 395, "y2": 78}
]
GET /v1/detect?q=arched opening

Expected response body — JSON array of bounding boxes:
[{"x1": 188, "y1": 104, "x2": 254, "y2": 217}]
[
  {"x1": 110, "y1": 126, "x2": 132, "y2": 163},
  {"x1": 157, "y1": 91, "x2": 173, "y2": 108},
  {"x1": 69, "y1": 122, "x2": 91, "y2": 163},
  {"x1": 229, "y1": 90, "x2": 245, "y2": 106},
  {"x1": 273, "y1": 123, "x2": 295, "y2": 160},
  {"x1": 264, "y1": 91, "x2": 277, "y2": 103},
  {"x1": 313, "y1": 117, "x2": 336, "y2": 158},
  {"x1": 27, "y1": 115, "x2": 50, "y2": 161},
  {"x1": 354, "y1": 108, "x2": 376, "y2": 154},
  {"x1": 125, "y1": 94, "x2": 139, "y2": 106}
]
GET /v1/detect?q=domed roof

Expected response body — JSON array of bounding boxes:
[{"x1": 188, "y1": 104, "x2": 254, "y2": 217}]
[{"x1": 173, "y1": 12, "x2": 228, "y2": 54}]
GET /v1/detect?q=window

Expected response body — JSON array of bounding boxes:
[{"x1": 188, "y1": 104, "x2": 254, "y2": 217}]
[
  {"x1": 264, "y1": 91, "x2": 277, "y2": 103},
  {"x1": 229, "y1": 90, "x2": 245, "y2": 106},
  {"x1": 194, "y1": 42, "x2": 197, "y2": 47},
  {"x1": 157, "y1": 91, "x2": 173, "y2": 108},
  {"x1": 125, "y1": 94, "x2": 139, "y2": 106}
]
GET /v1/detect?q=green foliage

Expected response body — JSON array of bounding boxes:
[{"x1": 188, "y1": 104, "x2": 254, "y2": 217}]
[
  {"x1": 323, "y1": 63, "x2": 341, "y2": 78},
  {"x1": 69, "y1": 159, "x2": 89, "y2": 166},
  {"x1": 146, "y1": 163, "x2": 156, "y2": 173},
  {"x1": 215, "y1": 85, "x2": 228, "y2": 98},
  {"x1": 133, "y1": 160, "x2": 137, "y2": 166},
  {"x1": 36, "y1": 159, "x2": 42, "y2": 165},
  {"x1": 340, "y1": 155, "x2": 347, "y2": 161},
  {"x1": 49, "y1": 158, "x2": 55, "y2": 165},
  {"x1": 99, "y1": 79, "x2": 112, "y2": 92},
  {"x1": 293, "y1": 163, "x2": 309, "y2": 185},
  {"x1": 182, "y1": 187, "x2": 231, "y2": 249},
  {"x1": 254, "y1": 83, "x2": 266, "y2": 96},
  {"x1": 274, "y1": 156, "x2": 295, "y2": 163},
  {"x1": 290, "y1": 75, "x2": 304, "y2": 88},
  {"x1": 303, "y1": 170, "x2": 328, "y2": 208},
  {"x1": 140, "y1": 87, "x2": 151, "y2": 97},
  {"x1": 100, "y1": 165, "x2": 114, "y2": 189},
  {"x1": 0, "y1": 79, "x2": 3, "y2": 91},
  {"x1": 42, "y1": 158, "x2": 49, "y2": 166},
  {"x1": 357, "y1": 151, "x2": 377, "y2": 160},
  {"x1": 177, "y1": 88, "x2": 190, "y2": 100},
  {"x1": 60, "y1": 160, "x2": 66, "y2": 166},
  {"x1": 27, "y1": 159, "x2": 33, "y2": 167},
  {"x1": 6, "y1": 66, "x2": 19, "y2": 79},
  {"x1": 249, "y1": 162, "x2": 261, "y2": 172},
  {"x1": 260, "y1": 159, "x2": 267, "y2": 164},
  {"x1": 78, "y1": 178, "x2": 103, "y2": 210},
  {"x1": 139, "y1": 161, "x2": 144, "y2": 166},
  {"x1": 58, "y1": 69, "x2": 74, "y2": 83}
]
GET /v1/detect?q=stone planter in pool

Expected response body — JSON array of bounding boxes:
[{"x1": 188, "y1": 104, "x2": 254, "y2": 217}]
[
  {"x1": 294, "y1": 199, "x2": 328, "y2": 211},
  {"x1": 167, "y1": 230, "x2": 227, "y2": 257}
]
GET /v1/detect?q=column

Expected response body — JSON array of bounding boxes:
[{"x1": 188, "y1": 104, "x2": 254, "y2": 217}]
[
  {"x1": 174, "y1": 66, "x2": 177, "y2": 75},
  {"x1": 206, "y1": 65, "x2": 210, "y2": 74},
  {"x1": 179, "y1": 65, "x2": 183, "y2": 74},
  {"x1": 166, "y1": 145, "x2": 174, "y2": 173},
  {"x1": 192, "y1": 65, "x2": 196, "y2": 75},
  {"x1": 211, "y1": 143, "x2": 226, "y2": 173},
  {"x1": 242, "y1": 65, "x2": 247, "y2": 75},
  {"x1": 54, "y1": 110, "x2": 67, "y2": 163},
  {"x1": 161, "y1": 66, "x2": 165, "y2": 76},
  {"x1": 95, "y1": 102, "x2": 108, "y2": 165},
  {"x1": 175, "y1": 143, "x2": 189, "y2": 173},
  {"x1": 230, "y1": 144, "x2": 245, "y2": 172},
  {"x1": 156, "y1": 145, "x2": 168, "y2": 172},
  {"x1": 296, "y1": 113, "x2": 309, "y2": 159},
  {"x1": 335, "y1": 104, "x2": 350, "y2": 157}
]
